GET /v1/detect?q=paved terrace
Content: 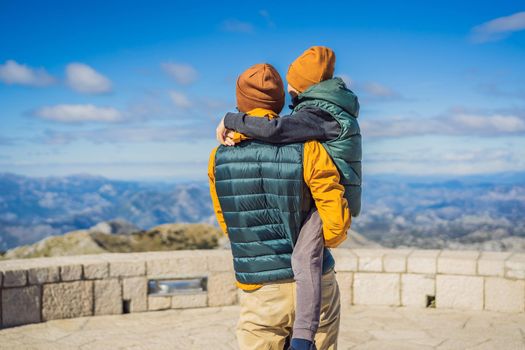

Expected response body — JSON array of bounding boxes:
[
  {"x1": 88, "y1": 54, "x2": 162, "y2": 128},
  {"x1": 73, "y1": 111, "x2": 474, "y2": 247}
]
[
  {"x1": 1, "y1": 248, "x2": 525, "y2": 349},
  {"x1": 1, "y1": 305, "x2": 525, "y2": 349}
]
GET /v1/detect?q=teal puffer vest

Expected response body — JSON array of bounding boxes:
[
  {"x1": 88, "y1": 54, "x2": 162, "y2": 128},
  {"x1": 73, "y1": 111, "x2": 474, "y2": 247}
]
[
  {"x1": 214, "y1": 140, "x2": 335, "y2": 285},
  {"x1": 294, "y1": 77, "x2": 362, "y2": 217}
]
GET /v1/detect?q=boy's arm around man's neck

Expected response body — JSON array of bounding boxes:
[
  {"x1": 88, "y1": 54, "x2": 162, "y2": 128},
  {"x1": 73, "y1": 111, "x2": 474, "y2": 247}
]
[{"x1": 223, "y1": 106, "x2": 340, "y2": 144}]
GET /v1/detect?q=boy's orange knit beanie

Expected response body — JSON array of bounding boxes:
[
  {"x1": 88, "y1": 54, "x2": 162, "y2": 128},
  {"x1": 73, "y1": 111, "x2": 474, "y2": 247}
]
[
  {"x1": 236, "y1": 63, "x2": 285, "y2": 114},
  {"x1": 286, "y1": 46, "x2": 336, "y2": 93}
]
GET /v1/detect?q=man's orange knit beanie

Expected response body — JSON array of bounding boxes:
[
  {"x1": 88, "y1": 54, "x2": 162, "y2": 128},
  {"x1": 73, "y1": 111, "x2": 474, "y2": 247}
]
[
  {"x1": 236, "y1": 63, "x2": 285, "y2": 114},
  {"x1": 286, "y1": 46, "x2": 336, "y2": 93}
]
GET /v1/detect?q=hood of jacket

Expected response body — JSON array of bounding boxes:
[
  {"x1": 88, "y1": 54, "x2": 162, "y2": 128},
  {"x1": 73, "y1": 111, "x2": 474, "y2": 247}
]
[{"x1": 295, "y1": 77, "x2": 359, "y2": 118}]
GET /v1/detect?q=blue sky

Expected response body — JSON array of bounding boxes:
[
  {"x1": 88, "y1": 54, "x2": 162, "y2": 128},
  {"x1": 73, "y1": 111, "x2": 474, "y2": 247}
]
[{"x1": 1, "y1": 0, "x2": 525, "y2": 180}]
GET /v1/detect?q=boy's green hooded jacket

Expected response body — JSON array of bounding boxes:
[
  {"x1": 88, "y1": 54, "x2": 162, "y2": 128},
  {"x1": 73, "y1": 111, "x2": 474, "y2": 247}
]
[{"x1": 294, "y1": 77, "x2": 362, "y2": 216}]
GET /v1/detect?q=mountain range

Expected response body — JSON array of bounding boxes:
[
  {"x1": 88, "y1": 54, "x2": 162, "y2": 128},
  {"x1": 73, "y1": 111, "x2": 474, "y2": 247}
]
[
  {"x1": 0, "y1": 173, "x2": 214, "y2": 251},
  {"x1": 1, "y1": 172, "x2": 524, "y2": 252}
]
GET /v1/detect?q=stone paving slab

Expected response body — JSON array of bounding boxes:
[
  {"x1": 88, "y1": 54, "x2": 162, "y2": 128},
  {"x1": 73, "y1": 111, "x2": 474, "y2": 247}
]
[{"x1": 1, "y1": 305, "x2": 524, "y2": 350}]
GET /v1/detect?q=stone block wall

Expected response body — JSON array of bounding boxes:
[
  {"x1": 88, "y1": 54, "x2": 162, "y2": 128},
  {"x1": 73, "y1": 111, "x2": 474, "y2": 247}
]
[
  {"x1": 0, "y1": 250, "x2": 236, "y2": 328},
  {"x1": 331, "y1": 248, "x2": 525, "y2": 312},
  {"x1": 1, "y1": 248, "x2": 524, "y2": 329}
]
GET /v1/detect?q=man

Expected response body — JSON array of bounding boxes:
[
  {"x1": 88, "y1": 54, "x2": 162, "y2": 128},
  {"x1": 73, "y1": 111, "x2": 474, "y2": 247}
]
[
  {"x1": 208, "y1": 63, "x2": 350, "y2": 350},
  {"x1": 215, "y1": 47, "x2": 362, "y2": 349}
]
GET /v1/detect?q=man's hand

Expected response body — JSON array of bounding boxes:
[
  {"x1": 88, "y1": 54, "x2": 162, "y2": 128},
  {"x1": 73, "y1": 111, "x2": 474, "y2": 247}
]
[{"x1": 216, "y1": 118, "x2": 236, "y2": 146}]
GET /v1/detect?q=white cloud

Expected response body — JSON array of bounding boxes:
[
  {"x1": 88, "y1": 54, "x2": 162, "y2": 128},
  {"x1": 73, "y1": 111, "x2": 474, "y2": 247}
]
[
  {"x1": 66, "y1": 63, "x2": 112, "y2": 94},
  {"x1": 475, "y1": 83, "x2": 525, "y2": 100},
  {"x1": 361, "y1": 109, "x2": 525, "y2": 138},
  {"x1": 41, "y1": 123, "x2": 212, "y2": 145},
  {"x1": 360, "y1": 117, "x2": 435, "y2": 138},
  {"x1": 162, "y1": 62, "x2": 198, "y2": 85},
  {"x1": 365, "y1": 146, "x2": 524, "y2": 176},
  {"x1": 361, "y1": 82, "x2": 400, "y2": 98},
  {"x1": 0, "y1": 135, "x2": 16, "y2": 145},
  {"x1": 259, "y1": 10, "x2": 275, "y2": 28},
  {"x1": 343, "y1": 77, "x2": 403, "y2": 101},
  {"x1": 452, "y1": 113, "x2": 525, "y2": 133},
  {"x1": 221, "y1": 19, "x2": 254, "y2": 33},
  {"x1": 471, "y1": 11, "x2": 525, "y2": 43},
  {"x1": 339, "y1": 74, "x2": 352, "y2": 87},
  {"x1": 0, "y1": 60, "x2": 55, "y2": 86},
  {"x1": 439, "y1": 149, "x2": 510, "y2": 162},
  {"x1": 169, "y1": 91, "x2": 192, "y2": 108},
  {"x1": 35, "y1": 104, "x2": 122, "y2": 123},
  {"x1": 337, "y1": 73, "x2": 407, "y2": 102}
]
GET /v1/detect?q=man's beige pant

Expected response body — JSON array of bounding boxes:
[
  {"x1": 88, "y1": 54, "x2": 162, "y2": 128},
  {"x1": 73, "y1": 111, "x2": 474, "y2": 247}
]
[{"x1": 236, "y1": 270, "x2": 341, "y2": 350}]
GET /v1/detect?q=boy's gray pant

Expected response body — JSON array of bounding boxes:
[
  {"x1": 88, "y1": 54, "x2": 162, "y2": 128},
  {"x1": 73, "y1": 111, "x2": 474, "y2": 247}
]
[{"x1": 291, "y1": 208, "x2": 324, "y2": 342}]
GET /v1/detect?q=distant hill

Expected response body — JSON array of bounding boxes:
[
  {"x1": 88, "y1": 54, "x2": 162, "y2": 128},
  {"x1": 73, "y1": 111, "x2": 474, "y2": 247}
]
[
  {"x1": 1, "y1": 222, "x2": 222, "y2": 260},
  {"x1": 1, "y1": 172, "x2": 525, "y2": 252}
]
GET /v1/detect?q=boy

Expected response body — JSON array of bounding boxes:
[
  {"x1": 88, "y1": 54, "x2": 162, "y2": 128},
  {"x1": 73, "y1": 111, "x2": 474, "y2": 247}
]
[{"x1": 216, "y1": 46, "x2": 362, "y2": 350}]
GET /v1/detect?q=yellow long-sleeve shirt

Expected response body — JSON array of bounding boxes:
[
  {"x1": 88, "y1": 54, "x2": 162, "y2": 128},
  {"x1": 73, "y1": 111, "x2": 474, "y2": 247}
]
[{"x1": 208, "y1": 108, "x2": 351, "y2": 291}]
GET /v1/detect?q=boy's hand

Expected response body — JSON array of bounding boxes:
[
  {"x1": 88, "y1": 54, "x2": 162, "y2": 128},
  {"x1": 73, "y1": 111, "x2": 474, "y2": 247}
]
[
  {"x1": 224, "y1": 130, "x2": 236, "y2": 146},
  {"x1": 216, "y1": 118, "x2": 229, "y2": 145},
  {"x1": 216, "y1": 118, "x2": 236, "y2": 146},
  {"x1": 223, "y1": 133, "x2": 235, "y2": 146}
]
